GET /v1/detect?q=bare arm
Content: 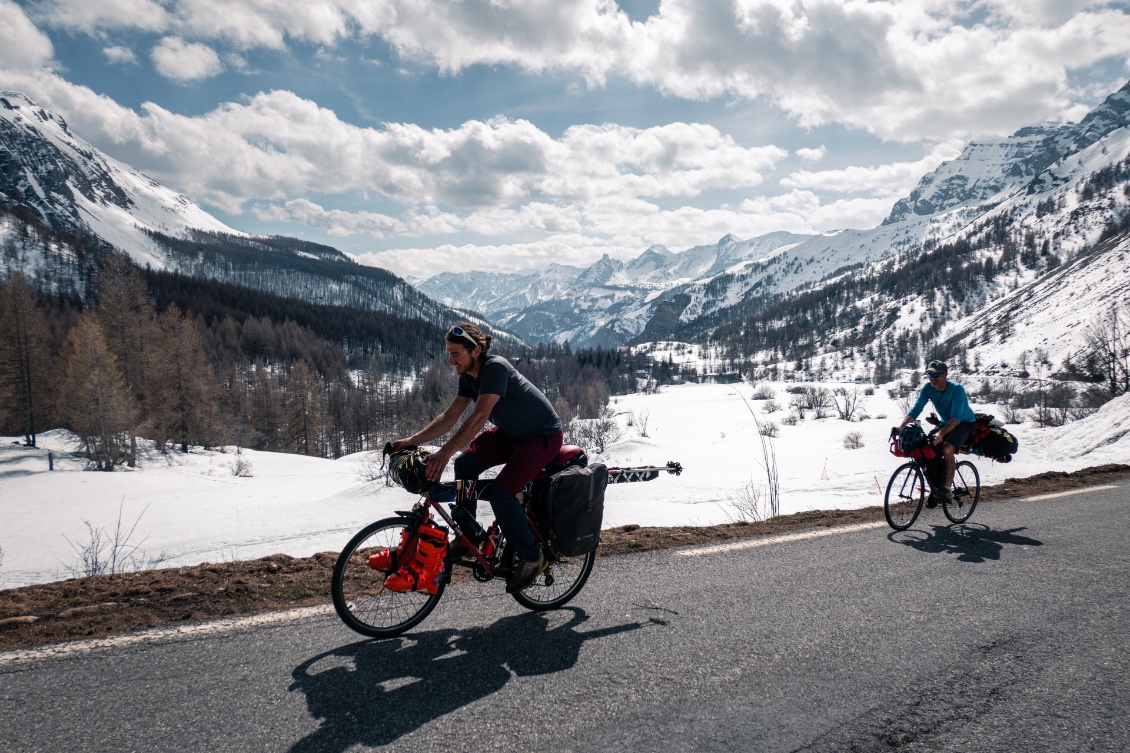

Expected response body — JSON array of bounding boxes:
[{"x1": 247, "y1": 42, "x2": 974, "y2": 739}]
[
  {"x1": 423, "y1": 393, "x2": 502, "y2": 481},
  {"x1": 394, "y1": 396, "x2": 472, "y2": 449}
]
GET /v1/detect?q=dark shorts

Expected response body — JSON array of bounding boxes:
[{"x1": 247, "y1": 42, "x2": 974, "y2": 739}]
[
  {"x1": 460, "y1": 427, "x2": 564, "y2": 495},
  {"x1": 943, "y1": 421, "x2": 977, "y2": 451}
]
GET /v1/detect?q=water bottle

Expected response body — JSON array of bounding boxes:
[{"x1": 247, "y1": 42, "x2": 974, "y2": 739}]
[{"x1": 450, "y1": 504, "x2": 486, "y2": 544}]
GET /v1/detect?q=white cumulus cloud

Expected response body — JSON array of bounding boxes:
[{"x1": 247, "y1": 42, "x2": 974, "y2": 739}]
[
  {"x1": 0, "y1": 0, "x2": 55, "y2": 69},
  {"x1": 103, "y1": 45, "x2": 138, "y2": 65},
  {"x1": 25, "y1": 1, "x2": 1130, "y2": 143},
  {"x1": 151, "y1": 37, "x2": 222, "y2": 81}
]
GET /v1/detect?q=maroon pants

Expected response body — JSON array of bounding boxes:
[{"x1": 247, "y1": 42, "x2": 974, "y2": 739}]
[{"x1": 459, "y1": 427, "x2": 564, "y2": 495}]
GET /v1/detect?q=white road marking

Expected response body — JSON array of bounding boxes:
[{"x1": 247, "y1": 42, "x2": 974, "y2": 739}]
[
  {"x1": 676, "y1": 521, "x2": 888, "y2": 557},
  {"x1": 1021, "y1": 485, "x2": 1116, "y2": 501},
  {"x1": 0, "y1": 605, "x2": 334, "y2": 667}
]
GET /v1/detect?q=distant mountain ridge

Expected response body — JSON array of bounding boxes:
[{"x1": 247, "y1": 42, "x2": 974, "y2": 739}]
[{"x1": 417, "y1": 231, "x2": 813, "y2": 347}]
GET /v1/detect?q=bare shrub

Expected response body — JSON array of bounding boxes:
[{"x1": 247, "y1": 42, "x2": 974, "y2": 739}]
[
  {"x1": 763, "y1": 399, "x2": 781, "y2": 414},
  {"x1": 567, "y1": 408, "x2": 625, "y2": 453},
  {"x1": 732, "y1": 391, "x2": 780, "y2": 521},
  {"x1": 629, "y1": 409, "x2": 651, "y2": 437},
  {"x1": 842, "y1": 431, "x2": 865, "y2": 449},
  {"x1": 727, "y1": 477, "x2": 777, "y2": 522},
  {"x1": 759, "y1": 421, "x2": 780, "y2": 438},
  {"x1": 64, "y1": 503, "x2": 169, "y2": 578},
  {"x1": 229, "y1": 456, "x2": 254, "y2": 477},
  {"x1": 780, "y1": 413, "x2": 800, "y2": 426},
  {"x1": 832, "y1": 386, "x2": 864, "y2": 421},
  {"x1": 751, "y1": 384, "x2": 776, "y2": 400},
  {"x1": 791, "y1": 386, "x2": 833, "y2": 416}
]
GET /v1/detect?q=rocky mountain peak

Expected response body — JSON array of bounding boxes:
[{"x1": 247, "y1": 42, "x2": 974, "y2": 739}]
[{"x1": 885, "y1": 79, "x2": 1130, "y2": 225}]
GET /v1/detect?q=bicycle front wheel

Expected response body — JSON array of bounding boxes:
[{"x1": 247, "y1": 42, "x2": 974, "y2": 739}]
[
  {"x1": 884, "y1": 462, "x2": 925, "y2": 531},
  {"x1": 331, "y1": 517, "x2": 445, "y2": 638},
  {"x1": 944, "y1": 460, "x2": 981, "y2": 523},
  {"x1": 511, "y1": 549, "x2": 595, "y2": 611}
]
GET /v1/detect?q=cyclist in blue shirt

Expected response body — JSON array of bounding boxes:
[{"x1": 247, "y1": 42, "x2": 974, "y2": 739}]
[{"x1": 898, "y1": 360, "x2": 977, "y2": 506}]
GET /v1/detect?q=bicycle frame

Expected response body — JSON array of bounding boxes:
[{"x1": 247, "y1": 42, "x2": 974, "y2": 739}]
[{"x1": 402, "y1": 480, "x2": 550, "y2": 580}]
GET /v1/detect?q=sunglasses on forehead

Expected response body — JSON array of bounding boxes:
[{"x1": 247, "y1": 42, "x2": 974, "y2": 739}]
[{"x1": 448, "y1": 326, "x2": 478, "y2": 348}]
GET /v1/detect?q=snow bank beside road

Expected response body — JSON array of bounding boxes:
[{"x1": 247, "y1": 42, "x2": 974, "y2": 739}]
[{"x1": 2, "y1": 382, "x2": 1127, "y2": 588}]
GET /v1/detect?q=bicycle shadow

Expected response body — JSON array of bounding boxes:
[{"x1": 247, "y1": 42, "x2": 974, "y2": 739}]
[
  {"x1": 288, "y1": 608, "x2": 660, "y2": 752},
  {"x1": 890, "y1": 522, "x2": 1043, "y2": 563}
]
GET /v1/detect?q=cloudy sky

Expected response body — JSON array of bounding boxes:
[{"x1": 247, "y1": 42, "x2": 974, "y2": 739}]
[{"x1": 2, "y1": 1, "x2": 1130, "y2": 279}]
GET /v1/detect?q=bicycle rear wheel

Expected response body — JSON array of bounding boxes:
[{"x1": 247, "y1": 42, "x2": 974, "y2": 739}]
[
  {"x1": 944, "y1": 460, "x2": 981, "y2": 524},
  {"x1": 331, "y1": 517, "x2": 445, "y2": 638},
  {"x1": 511, "y1": 548, "x2": 595, "y2": 611},
  {"x1": 884, "y1": 462, "x2": 925, "y2": 531}
]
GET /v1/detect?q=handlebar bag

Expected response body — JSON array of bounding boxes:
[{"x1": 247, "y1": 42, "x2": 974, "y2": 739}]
[{"x1": 546, "y1": 462, "x2": 608, "y2": 556}]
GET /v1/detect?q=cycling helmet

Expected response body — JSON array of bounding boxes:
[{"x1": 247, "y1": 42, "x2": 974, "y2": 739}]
[
  {"x1": 386, "y1": 447, "x2": 434, "y2": 495},
  {"x1": 898, "y1": 423, "x2": 927, "y2": 454}
]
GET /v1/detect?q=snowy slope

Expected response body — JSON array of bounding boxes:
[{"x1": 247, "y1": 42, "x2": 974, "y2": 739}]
[
  {"x1": 4, "y1": 382, "x2": 1128, "y2": 588},
  {"x1": 0, "y1": 92, "x2": 242, "y2": 268}
]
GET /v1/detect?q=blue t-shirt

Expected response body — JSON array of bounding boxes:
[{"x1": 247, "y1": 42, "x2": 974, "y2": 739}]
[
  {"x1": 457, "y1": 355, "x2": 562, "y2": 437},
  {"x1": 909, "y1": 381, "x2": 976, "y2": 424}
]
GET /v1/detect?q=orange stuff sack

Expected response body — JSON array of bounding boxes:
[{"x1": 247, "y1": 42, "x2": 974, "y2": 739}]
[
  {"x1": 384, "y1": 522, "x2": 448, "y2": 595},
  {"x1": 368, "y1": 527, "x2": 413, "y2": 571}
]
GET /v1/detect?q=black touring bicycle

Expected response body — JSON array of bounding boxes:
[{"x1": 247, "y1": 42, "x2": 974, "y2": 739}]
[
  {"x1": 883, "y1": 413, "x2": 1018, "y2": 531},
  {"x1": 331, "y1": 443, "x2": 682, "y2": 638}
]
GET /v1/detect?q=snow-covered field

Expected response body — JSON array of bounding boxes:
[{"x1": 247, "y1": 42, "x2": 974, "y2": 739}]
[{"x1": 2, "y1": 381, "x2": 1128, "y2": 589}]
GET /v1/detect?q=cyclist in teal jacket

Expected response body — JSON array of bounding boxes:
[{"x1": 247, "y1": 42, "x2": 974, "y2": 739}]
[{"x1": 898, "y1": 360, "x2": 977, "y2": 505}]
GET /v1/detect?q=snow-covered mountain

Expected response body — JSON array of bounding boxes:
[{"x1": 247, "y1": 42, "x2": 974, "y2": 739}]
[
  {"x1": 0, "y1": 91, "x2": 242, "y2": 268},
  {"x1": 419, "y1": 80, "x2": 1130, "y2": 368},
  {"x1": 0, "y1": 92, "x2": 468, "y2": 329},
  {"x1": 417, "y1": 231, "x2": 813, "y2": 347}
]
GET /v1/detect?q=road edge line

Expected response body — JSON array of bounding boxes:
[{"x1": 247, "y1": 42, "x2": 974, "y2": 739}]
[
  {"x1": 0, "y1": 604, "x2": 334, "y2": 668},
  {"x1": 676, "y1": 521, "x2": 888, "y2": 557}
]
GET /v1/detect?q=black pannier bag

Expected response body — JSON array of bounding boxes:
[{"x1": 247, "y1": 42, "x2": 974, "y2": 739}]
[
  {"x1": 546, "y1": 462, "x2": 608, "y2": 556},
  {"x1": 976, "y1": 426, "x2": 1019, "y2": 462}
]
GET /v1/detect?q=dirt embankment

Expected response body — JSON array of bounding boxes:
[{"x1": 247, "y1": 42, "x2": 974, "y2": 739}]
[{"x1": 2, "y1": 464, "x2": 1127, "y2": 652}]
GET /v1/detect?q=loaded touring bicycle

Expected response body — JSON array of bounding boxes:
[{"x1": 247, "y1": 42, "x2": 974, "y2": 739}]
[{"x1": 332, "y1": 443, "x2": 682, "y2": 637}]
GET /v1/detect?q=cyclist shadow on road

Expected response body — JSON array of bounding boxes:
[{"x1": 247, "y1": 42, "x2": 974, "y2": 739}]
[
  {"x1": 890, "y1": 522, "x2": 1043, "y2": 563},
  {"x1": 288, "y1": 607, "x2": 661, "y2": 753}
]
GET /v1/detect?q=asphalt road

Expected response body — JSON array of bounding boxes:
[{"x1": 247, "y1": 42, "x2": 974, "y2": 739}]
[{"x1": 2, "y1": 484, "x2": 1127, "y2": 753}]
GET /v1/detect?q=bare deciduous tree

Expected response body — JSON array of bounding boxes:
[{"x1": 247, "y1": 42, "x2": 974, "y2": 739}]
[
  {"x1": 95, "y1": 255, "x2": 156, "y2": 465},
  {"x1": 833, "y1": 386, "x2": 865, "y2": 421},
  {"x1": 58, "y1": 317, "x2": 138, "y2": 470},
  {"x1": 147, "y1": 305, "x2": 222, "y2": 453},
  {"x1": 1082, "y1": 301, "x2": 1130, "y2": 399},
  {"x1": 0, "y1": 273, "x2": 51, "y2": 447}
]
